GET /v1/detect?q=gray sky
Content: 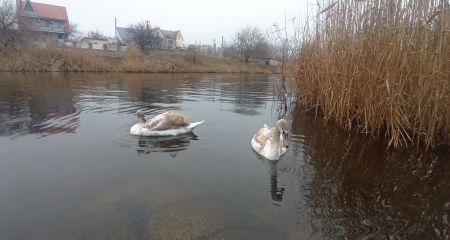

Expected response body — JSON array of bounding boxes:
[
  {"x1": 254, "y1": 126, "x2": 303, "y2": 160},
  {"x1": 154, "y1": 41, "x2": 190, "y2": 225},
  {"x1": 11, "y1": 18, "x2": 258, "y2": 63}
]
[{"x1": 37, "y1": 0, "x2": 309, "y2": 45}]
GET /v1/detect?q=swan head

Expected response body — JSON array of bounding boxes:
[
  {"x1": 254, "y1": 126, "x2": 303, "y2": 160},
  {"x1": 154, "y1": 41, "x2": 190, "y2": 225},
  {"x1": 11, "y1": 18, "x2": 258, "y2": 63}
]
[
  {"x1": 136, "y1": 110, "x2": 146, "y2": 122},
  {"x1": 277, "y1": 119, "x2": 290, "y2": 148}
]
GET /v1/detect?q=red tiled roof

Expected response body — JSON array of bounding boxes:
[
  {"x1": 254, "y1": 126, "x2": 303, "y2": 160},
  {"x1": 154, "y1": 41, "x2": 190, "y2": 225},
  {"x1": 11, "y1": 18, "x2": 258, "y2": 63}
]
[
  {"x1": 20, "y1": 1, "x2": 69, "y2": 21},
  {"x1": 31, "y1": 1, "x2": 69, "y2": 21}
]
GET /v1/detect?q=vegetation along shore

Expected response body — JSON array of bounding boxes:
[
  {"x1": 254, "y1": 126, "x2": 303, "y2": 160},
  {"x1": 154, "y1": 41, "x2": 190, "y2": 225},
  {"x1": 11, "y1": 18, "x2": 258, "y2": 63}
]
[
  {"x1": 0, "y1": 0, "x2": 280, "y2": 74},
  {"x1": 0, "y1": 48, "x2": 279, "y2": 73},
  {"x1": 288, "y1": 0, "x2": 449, "y2": 149}
]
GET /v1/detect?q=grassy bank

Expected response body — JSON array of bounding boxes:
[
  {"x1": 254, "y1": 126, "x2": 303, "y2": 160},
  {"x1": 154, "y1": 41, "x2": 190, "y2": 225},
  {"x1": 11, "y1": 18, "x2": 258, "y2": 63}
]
[
  {"x1": 0, "y1": 47, "x2": 279, "y2": 74},
  {"x1": 291, "y1": 0, "x2": 449, "y2": 148}
]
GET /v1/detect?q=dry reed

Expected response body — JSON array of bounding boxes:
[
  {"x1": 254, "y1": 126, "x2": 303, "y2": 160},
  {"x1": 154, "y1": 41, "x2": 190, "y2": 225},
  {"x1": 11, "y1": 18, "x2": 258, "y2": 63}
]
[
  {"x1": 292, "y1": 0, "x2": 450, "y2": 148},
  {"x1": 0, "y1": 47, "x2": 278, "y2": 74}
]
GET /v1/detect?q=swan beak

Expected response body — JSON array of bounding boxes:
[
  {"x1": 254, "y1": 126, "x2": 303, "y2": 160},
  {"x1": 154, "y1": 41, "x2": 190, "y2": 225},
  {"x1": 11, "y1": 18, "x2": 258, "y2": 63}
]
[
  {"x1": 282, "y1": 132, "x2": 289, "y2": 148},
  {"x1": 283, "y1": 139, "x2": 289, "y2": 148}
]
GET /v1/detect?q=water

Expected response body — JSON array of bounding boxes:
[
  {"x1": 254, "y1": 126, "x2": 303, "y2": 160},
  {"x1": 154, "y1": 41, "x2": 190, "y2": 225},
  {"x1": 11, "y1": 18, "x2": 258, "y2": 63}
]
[{"x1": 0, "y1": 73, "x2": 448, "y2": 240}]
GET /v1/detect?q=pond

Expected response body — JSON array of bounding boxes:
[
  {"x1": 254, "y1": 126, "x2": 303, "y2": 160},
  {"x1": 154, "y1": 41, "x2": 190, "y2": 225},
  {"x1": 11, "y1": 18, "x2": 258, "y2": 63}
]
[{"x1": 0, "y1": 73, "x2": 449, "y2": 240}]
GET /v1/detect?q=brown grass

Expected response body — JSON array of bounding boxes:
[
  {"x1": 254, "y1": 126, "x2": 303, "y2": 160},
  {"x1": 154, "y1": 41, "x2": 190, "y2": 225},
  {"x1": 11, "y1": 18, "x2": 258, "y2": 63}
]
[
  {"x1": 0, "y1": 47, "x2": 278, "y2": 74},
  {"x1": 291, "y1": 0, "x2": 450, "y2": 148}
]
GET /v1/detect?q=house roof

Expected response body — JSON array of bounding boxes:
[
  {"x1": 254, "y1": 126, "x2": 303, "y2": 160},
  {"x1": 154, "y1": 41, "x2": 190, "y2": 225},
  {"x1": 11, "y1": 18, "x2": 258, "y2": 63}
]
[
  {"x1": 81, "y1": 37, "x2": 109, "y2": 42},
  {"x1": 20, "y1": 1, "x2": 69, "y2": 21},
  {"x1": 115, "y1": 26, "x2": 183, "y2": 46},
  {"x1": 116, "y1": 27, "x2": 134, "y2": 44},
  {"x1": 160, "y1": 30, "x2": 181, "y2": 40}
]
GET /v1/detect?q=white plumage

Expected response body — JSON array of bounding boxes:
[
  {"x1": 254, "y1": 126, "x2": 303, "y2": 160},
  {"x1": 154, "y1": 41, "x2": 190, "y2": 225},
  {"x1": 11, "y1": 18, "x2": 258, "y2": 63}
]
[{"x1": 251, "y1": 119, "x2": 290, "y2": 160}]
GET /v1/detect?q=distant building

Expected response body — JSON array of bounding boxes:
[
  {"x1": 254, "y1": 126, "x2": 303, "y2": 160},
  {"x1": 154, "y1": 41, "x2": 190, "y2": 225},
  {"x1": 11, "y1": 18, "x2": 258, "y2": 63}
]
[
  {"x1": 115, "y1": 26, "x2": 185, "y2": 50},
  {"x1": 154, "y1": 28, "x2": 184, "y2": 49},
  {"x1": 257, "y1": 58, "x2": 280, "y2": 66},
  {"x1": 79, "y1": 38, "x2": 108, "y2": 50},
  {"x1": 115, "y1": 27, "x2": 133, "y2": 46},
  {"x1": 16, "y1": 0, "x2": 72, "y2": 45}
]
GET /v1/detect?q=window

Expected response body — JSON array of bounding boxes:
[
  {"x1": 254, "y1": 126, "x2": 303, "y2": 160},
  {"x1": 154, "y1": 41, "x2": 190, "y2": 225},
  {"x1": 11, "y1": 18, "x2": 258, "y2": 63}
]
[{"x1": 41, "y1": 20, "x2": 49, "y2": 27}]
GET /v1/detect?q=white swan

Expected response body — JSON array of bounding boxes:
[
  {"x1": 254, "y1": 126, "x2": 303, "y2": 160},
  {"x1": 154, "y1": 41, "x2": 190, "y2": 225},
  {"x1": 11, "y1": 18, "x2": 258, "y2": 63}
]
[
  {"x1": 130, "y1": 110, "x2": 205, "y2": 136},
  {"x1": 251, "y1": 119, "x2": 290, "y2": 160}
]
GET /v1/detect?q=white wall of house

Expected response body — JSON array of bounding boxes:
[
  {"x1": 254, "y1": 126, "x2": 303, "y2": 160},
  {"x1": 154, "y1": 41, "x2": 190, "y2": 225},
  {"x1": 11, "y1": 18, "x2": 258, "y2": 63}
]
[
  {"x1": 175, "y1": 34, "x2": 184, "y2": 49},
  {"x1": 77, "y1": 39, "x2": 120, "y2": 51}
]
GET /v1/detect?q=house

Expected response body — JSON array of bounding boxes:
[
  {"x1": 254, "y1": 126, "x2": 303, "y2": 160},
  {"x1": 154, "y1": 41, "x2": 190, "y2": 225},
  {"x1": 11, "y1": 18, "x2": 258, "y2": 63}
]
[
  {"x1": 257, "y1": 58, "x2": 280, "y2": 66},
  {"x1": 16, "y1": 0, "x2": 71, "y2": 45},
  {"x1": 78, "y1": 37, "x2": 118, "y2": 51},
  {"x1": 153, "y1": 28, "x2": 184, "y2": 49},
  {"x1": 115, "y1": 26, "x2": 185, "y2": 50},
  {"x1": 79, "y1": 38, "x2": 108, "y2": 50},
  {"x1": 115, "y1": 27, "x2": 133, "y2": 50},
  {"x1": 116, "y1": 27, "x2": 133, "y2": 45}
]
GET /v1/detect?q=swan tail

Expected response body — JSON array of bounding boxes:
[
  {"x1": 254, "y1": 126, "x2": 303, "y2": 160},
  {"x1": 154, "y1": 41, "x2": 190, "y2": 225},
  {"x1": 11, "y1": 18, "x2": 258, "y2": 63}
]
[{"x1": 187, "y1": 120, "x2": 205, "y2": 130}]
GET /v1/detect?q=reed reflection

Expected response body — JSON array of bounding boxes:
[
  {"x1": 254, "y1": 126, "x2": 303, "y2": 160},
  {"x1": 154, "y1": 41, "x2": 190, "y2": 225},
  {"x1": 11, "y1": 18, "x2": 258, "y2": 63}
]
[{"x1": 290, "y1": 110, "x2": 450, "y2": 239}]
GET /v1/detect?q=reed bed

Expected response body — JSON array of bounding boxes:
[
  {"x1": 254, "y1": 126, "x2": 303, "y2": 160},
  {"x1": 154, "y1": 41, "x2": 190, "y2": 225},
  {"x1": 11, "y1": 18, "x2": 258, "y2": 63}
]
[
  {"x1": 0, "y1": 47, "x2": 278, "y2": 74},
  {"x1": 292, "y1": 0, "x2": 450, "y2": 148}
]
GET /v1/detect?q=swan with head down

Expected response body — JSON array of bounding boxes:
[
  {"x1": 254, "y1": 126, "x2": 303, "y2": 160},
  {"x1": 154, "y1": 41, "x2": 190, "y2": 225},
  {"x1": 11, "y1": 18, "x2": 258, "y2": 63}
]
[
  {"x1": 130, "y1": 110, "x2": 205, "y2": 136},
  {"x1": 251, "y1": 119, "x2": 290, "y2": 160}
]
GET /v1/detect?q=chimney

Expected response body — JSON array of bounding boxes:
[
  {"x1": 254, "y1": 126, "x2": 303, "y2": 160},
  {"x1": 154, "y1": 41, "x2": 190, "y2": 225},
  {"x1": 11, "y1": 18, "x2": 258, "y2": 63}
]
[{"x1": 16, "y1": 0, "x2": 22, "y2": 14}]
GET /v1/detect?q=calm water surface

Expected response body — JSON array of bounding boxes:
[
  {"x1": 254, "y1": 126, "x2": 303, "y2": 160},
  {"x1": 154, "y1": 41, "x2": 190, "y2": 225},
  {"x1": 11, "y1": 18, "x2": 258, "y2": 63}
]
[{"x1": 0, "y1": 73, "x2": 449, "y2": 240}]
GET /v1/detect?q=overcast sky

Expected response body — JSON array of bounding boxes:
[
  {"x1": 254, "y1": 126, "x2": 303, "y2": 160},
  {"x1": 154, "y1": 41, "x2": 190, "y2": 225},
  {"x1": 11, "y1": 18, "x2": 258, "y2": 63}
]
[{"x1": 36, "y1": 0, "x2": 309, "y2": 45}]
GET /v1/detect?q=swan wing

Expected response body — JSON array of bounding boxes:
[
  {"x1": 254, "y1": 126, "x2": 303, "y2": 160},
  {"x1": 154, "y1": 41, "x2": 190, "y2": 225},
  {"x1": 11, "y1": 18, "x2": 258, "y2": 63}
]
[
  {"x1": 252, "y1": 125, "x2": 276, "y2": 153},
  {"x1": 145, "y1": 111, "x2": 190, "y2": 130}
]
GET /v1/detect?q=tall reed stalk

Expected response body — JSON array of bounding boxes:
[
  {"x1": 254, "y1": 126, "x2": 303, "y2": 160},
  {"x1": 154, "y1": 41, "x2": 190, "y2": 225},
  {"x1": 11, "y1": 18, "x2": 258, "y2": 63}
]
[{"x1": 293, "y1": 0, "x2": 450, "y2": 148}]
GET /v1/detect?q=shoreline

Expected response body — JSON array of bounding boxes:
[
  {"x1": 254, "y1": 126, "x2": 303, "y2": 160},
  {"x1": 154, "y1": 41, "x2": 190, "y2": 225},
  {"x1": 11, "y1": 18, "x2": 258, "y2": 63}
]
[{"x1": 0, "y1": 48, "x2": 280, "y2": 74}]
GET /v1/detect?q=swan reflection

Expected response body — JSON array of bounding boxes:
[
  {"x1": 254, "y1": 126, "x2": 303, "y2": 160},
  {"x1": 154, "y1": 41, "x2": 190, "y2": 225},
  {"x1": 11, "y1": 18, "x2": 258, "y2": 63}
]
[
  {"x1": 255, "y1": 154, "x2": 285, "y2": 206},
  {"x1": 136, "y1": 133, "x2": 198, "y2": 157},
  {"x1": 268, "y1": 160, "x2": 285, "y2": 206}
]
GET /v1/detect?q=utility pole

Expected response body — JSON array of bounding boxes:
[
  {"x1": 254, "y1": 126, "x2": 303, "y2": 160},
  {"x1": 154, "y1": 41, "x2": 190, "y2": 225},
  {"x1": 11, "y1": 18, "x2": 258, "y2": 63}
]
[
  {"x1": 282, "y1": 8, "x2": 288, "y2": 75},
  {"x1": 115, "y1": 18, "x2": 118, "y2": 51},
  {"x1": 213, "y1": 39, "x2": 216, "y2": 55},
  {"x1": 115, "y1": 18, "x2": 117, "y2": 39}
]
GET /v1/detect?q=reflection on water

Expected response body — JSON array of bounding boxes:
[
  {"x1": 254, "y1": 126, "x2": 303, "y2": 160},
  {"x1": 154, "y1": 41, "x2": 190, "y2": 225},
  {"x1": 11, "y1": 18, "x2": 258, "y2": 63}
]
[
  {"x1": 0, "y1": 73, "x2": 272, "y2": 138},
  {"x1": 268, "y1": 160, "x2": 285, "y2": 206},
  {"x1": 0, "y1": 74, "x2": 80, "y2": 137},
  {"x1": 136, "y1": 133, "x2": 199, "y2": 157},
  {"x1": 0, "y1": 73, "x2": 448, "y2": 240},
  {"x1": 289, "y1": 110, "x2": 450, "y2": 240},
  {"x1": 255, "y1": 155, "x2": 286, "y2": 206}
]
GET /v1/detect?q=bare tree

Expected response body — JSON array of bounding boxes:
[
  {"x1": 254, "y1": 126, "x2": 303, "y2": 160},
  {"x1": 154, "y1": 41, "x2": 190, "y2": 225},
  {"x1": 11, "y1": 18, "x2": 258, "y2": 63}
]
[
  {"x1": 253, "y1": 39, "x2": 273, "y2": 59},
  {"x1": 67, "y1": 23, "x2": 84, "y2": 45},
  {"x1": 128, "y1": 21, "x2": 160, "y2": 50},
  {"x1": 234, "y1": 26, "x2": 265, "y2": 63},
  {"x1": 86, "y1": 30, "x2": 107, "y2": 40},
  {"x1": 0, "y1": 0, "x2": 22, "y2": 50}
]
